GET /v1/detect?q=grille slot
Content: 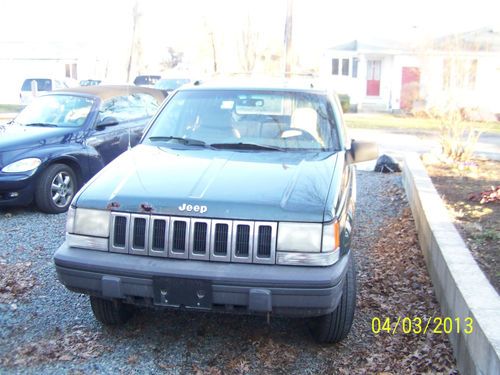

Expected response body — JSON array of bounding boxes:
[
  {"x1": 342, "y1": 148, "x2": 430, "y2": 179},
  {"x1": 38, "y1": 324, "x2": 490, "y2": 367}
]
[
  {"x1": 253, "y1": 222, "x2": 276, "y2": 264},
  {"x1": 172, "y1": 221, "x2": 187, "y2": 252},
  {"x1": 152, "y1": 220, "x2": 166, "y2": 251},
  {"x1": 257, "y1": 225, "x2": 272, "y2": 257},
  {"x1": 193, "y1": 222, "x2": 208, "y2": 254},
  {"x1": 113, "y1": 216, "x2": 127, "y2": 247},
  {"x1": 129, "y1": 214, "x2": 149, "y2": 254},
  {"x1": 133, "y1": 218, "x2": 147, "y2": 249},
  {"x1": 214, "y1": 224, "x2": 229, "y2": 255},
  {"x1": 235, "y1": 225, "x2": 250, "y2": 256}
]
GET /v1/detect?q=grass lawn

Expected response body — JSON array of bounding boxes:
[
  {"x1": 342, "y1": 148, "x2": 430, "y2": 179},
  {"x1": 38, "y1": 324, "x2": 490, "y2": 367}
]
[
  {"x1": 0, "y1": 104, "x2": 24, "y2": 113},
  {"x1": 345, "y1": 113, "x2": 500, "y2": 134}
]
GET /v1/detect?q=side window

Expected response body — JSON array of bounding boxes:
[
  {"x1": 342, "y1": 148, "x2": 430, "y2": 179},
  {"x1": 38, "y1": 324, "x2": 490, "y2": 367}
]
[
  {"x1": 98, "y1": 94, "x2": 158, "y2": 123},
  {"x1": 132, "y1": 93, "x2": 160, "y2": 116}
]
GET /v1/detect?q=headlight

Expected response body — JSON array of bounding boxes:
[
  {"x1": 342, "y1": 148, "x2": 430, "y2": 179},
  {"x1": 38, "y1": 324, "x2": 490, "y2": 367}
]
[
  {"x1": 66, "y1": 206, "x2": 76, "y2": 233},
  {"x1": 277, "y1": 222, "x2": 322, "y2": 252},
  {"x1": 322, "y1": 220, "x2": 340, "y2": 252},
  {"x1": 1, "y1": 158, "x2": 41, "y2": 173},
  {"x1": 276, "y1": 221, "x2": 341, "y2": 266},
  {"x1": 69, "y1": 208, "x2": 110, "y2": 238}
]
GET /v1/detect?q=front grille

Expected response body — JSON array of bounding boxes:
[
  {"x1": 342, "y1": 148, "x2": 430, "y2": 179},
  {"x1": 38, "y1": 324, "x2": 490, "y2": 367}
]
[{"x1": 109, "y1": 214, "x2": 277, "y2": 264}]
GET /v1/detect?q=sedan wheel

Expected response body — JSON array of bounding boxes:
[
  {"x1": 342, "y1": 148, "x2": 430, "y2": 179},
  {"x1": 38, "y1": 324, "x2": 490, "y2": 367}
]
[
  {"x1": 35, "y1": 164, "x2": 77, "y2": 213},
  {"x1": 51, "y1": 171, "x2": 74, "y2": 208}
]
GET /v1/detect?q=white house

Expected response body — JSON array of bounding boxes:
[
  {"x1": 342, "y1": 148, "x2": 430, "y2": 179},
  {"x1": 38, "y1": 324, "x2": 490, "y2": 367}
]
[
  {"x1": 0, "y1": 42, "x2": 108, "y2": 104},
  {"x1": 321, "y1": 28, "x2": 500, "y2": 116}
]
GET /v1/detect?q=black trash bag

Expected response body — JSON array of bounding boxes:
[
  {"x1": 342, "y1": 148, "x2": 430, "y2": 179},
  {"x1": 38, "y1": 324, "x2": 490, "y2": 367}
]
[{"x1": 374, "y1": 154, "x2": 401, "y2": 173}]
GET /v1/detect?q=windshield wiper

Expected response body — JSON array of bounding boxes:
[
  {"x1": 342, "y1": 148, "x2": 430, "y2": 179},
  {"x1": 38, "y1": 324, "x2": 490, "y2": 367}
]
[
  {"x1": 148, "y1": 136, "x2": 209, "y2": 147},
  {"x1": 211, "y1": 142, "x2": 284, "y2": 151},
  {"x1": 24, "y1": 122, "x2": 58, "y2": 127}
]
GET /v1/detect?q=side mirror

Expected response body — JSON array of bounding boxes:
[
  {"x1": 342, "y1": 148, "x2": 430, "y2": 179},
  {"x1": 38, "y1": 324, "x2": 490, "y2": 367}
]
[
  {"x1": 96, "y1": 117, "x2": 119, "y2": 130},
  {"x1": 348, "y1": 140, "x2": 379, "y2": 164}
]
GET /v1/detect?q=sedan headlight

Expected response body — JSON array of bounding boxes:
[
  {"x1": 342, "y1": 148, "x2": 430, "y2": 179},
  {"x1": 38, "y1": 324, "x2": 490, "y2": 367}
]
[
  {"x1": 277, "y1": 222, "x2": 322, "y2": 252},
  {"x1": 66, "y1": 208, "x2": 110, "y2": 251},
  {"x1": 1, "y1": 158, "x2": 41, "y2": 173}
]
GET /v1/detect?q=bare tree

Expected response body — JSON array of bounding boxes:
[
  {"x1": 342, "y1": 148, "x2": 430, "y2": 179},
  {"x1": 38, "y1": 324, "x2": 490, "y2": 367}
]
[
  {"x1": 127, "y1": 1, "x2": 142, "y2": 82},
  {"x1": 160, "y1": 47, "x2": 184, "y2": 71},
  {"x1": 208, "y1": 30, "x2": 218, "y2": 73},
  {"x1": 417, "y1": 31, "x2": 488, "y2": 161},
  {"x1": 238, "y1": 16, "x2": 259, "y2": 73},
  {"x1": 283, "y1": 0, "x2": 294, "y2": 77}
]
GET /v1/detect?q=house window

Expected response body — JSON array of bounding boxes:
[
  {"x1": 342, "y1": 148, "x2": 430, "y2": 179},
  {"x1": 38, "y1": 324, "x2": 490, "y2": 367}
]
[
  {"x1": 342, "y1": 59, "x2": 349, "y2": 76},
  {"x1": 71, "y1": 63, "x2": 78, "y2": 80},
  {"x1": 332, "y1": 59, "x2": 339, "y2": 75},
  {"x1": 443, "y1": 58, "x2": 477, "y2": 90},
  {"x1": 65, "y1": 64, "x2": 71, "y2": 78},
  {"x1": 352, "y1": 58, "x2": 359, "y2": 78}
]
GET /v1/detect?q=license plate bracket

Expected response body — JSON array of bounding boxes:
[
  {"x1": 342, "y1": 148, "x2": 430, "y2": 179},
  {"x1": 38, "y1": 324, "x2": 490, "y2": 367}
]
[{"x1": 153, "y1": 277, "x2": 212, "y2": 309}]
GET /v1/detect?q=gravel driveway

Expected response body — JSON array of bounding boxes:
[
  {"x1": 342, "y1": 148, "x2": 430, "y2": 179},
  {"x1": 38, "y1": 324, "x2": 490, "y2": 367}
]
[{"x1": 0, "y1": 171, "x2": 457, "y2": 374}]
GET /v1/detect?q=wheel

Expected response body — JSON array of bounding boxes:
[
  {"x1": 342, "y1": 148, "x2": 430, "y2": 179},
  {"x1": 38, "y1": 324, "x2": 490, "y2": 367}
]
[
  {"x1": 309, "y1": 255, "x2": 357, "y2": 343},
  {"x1": 35, "y1": 163, "x2": 77, "y2": 213},
  {"x1": 89, "y1": 296, "x2": 133, "y2": 325}
]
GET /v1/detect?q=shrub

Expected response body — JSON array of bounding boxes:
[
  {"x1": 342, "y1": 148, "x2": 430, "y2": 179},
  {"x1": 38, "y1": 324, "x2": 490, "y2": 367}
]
[{"x1": 338, "y1": 94, "x2": 350, "y2": 113}]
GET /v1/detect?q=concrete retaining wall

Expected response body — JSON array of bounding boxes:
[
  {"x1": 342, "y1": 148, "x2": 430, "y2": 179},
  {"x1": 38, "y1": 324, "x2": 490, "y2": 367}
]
[{"x1": 402, "y1": 153, "x2": 500, "y2": 374}]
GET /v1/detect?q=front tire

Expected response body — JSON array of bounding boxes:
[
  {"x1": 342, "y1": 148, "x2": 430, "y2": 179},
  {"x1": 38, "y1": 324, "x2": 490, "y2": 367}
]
[
  {"x1": 90, "y1": 296, "x2": 133, "y2": 325},
  {"x1": 309, "y1": 255, "x2": 357, "y2": 343},
  {"x1": 35, "y1": 163, "x2": 77, "y2": 214}
]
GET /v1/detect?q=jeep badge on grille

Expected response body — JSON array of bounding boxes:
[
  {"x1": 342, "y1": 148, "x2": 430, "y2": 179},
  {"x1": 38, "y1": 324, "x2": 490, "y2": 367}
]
[{"x1": 178, "y1": 203, "x2": 208, "y2": 213}]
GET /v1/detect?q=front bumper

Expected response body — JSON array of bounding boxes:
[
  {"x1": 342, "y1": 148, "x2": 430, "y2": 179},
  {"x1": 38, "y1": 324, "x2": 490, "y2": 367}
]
[
  {"x1": 0, "y1": 173, "x2": 36, "y2": 207},
  {"x1": 54, "y1": 243, "x2": 350, "y2": 317}
]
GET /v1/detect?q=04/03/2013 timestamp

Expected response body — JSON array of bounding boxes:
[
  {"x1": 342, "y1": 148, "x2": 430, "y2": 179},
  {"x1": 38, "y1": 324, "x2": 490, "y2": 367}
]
[{"x1": 371, "y1": 316, "x2": 474, "y2": 335}]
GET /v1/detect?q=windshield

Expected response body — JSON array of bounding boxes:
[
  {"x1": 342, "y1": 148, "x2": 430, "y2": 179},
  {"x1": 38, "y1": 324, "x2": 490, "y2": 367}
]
[
  {"x1": 144, "y1": 89, "x2": 339, "y2": 151},
  {"x1": 21, "y1": 79, "x2": 52, "y2": 92},
  {"x1": 16, "y1": 94, "x2": 94, "y2": 127},
  {"x1": 155, "y1": 79, "x2": 190, "y2": 91}
]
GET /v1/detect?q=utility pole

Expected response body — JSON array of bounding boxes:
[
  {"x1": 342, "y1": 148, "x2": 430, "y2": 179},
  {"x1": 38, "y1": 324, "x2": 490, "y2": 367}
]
[
  {"x1": 283, "y1": 0, "x2": 293, "y2": 77},
  {"x1": 127, "y1": 1, "x2": 140, "y2": 83}
]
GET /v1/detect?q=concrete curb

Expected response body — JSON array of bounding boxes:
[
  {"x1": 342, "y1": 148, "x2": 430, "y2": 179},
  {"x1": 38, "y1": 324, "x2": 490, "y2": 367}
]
[{"x1": 402, "y1": 153, "x2": 500, "y2": 375}]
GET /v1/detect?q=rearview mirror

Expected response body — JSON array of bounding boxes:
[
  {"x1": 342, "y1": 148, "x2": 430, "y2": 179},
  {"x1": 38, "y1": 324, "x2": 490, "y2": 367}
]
[
  {"x1": 348, "y1": 140, "x2": 379, "y2": 164},
  {"x1": 96, "y1": 117, "x2": 119, "y2": 130}
]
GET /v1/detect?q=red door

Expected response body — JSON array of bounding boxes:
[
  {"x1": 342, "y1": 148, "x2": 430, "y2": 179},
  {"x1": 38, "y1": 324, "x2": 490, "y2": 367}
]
[
  {"x1": 366, "y1": 60, "x2": 381, "y2": 96},
  {"x1": 400, "y1": 67, "x2": 420, "y2": 110}
]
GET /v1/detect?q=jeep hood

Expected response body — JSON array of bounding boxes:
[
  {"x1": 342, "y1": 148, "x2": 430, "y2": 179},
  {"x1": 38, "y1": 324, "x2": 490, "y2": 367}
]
[{"x1": 76, "y1": 144, "x2": 340, "y2": 222}]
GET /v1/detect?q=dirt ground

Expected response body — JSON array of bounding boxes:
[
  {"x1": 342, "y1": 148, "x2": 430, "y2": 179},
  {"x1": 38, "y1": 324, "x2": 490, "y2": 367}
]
[{"x1": 424, "y1": 158, "x2": 500, "y2": 293}]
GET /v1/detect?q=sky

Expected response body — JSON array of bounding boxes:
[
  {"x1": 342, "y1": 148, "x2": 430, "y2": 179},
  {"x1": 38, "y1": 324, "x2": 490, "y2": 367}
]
[
  {"x1": 1, "y1": 0, "x2": 498, "y2": 43},
  {"x1": 0, "y1": 0, "x2": 499, "y2": 76}
]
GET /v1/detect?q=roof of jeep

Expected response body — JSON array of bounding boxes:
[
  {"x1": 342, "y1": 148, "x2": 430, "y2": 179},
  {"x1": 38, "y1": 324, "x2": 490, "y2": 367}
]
[{"x1": 179, "y1": 78, "x2": 328, "y2": 94}]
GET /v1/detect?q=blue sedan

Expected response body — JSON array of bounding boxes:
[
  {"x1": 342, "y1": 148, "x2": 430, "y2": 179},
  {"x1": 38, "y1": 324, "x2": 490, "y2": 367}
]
[{"x1": 0, "y1": 85, "x2": 167, "y2": 213}]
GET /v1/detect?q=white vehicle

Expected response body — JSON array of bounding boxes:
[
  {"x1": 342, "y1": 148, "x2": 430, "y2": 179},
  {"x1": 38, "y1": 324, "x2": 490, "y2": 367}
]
[{"x1": 19, "y1": 78, "x2": 70, "y2": 105}]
